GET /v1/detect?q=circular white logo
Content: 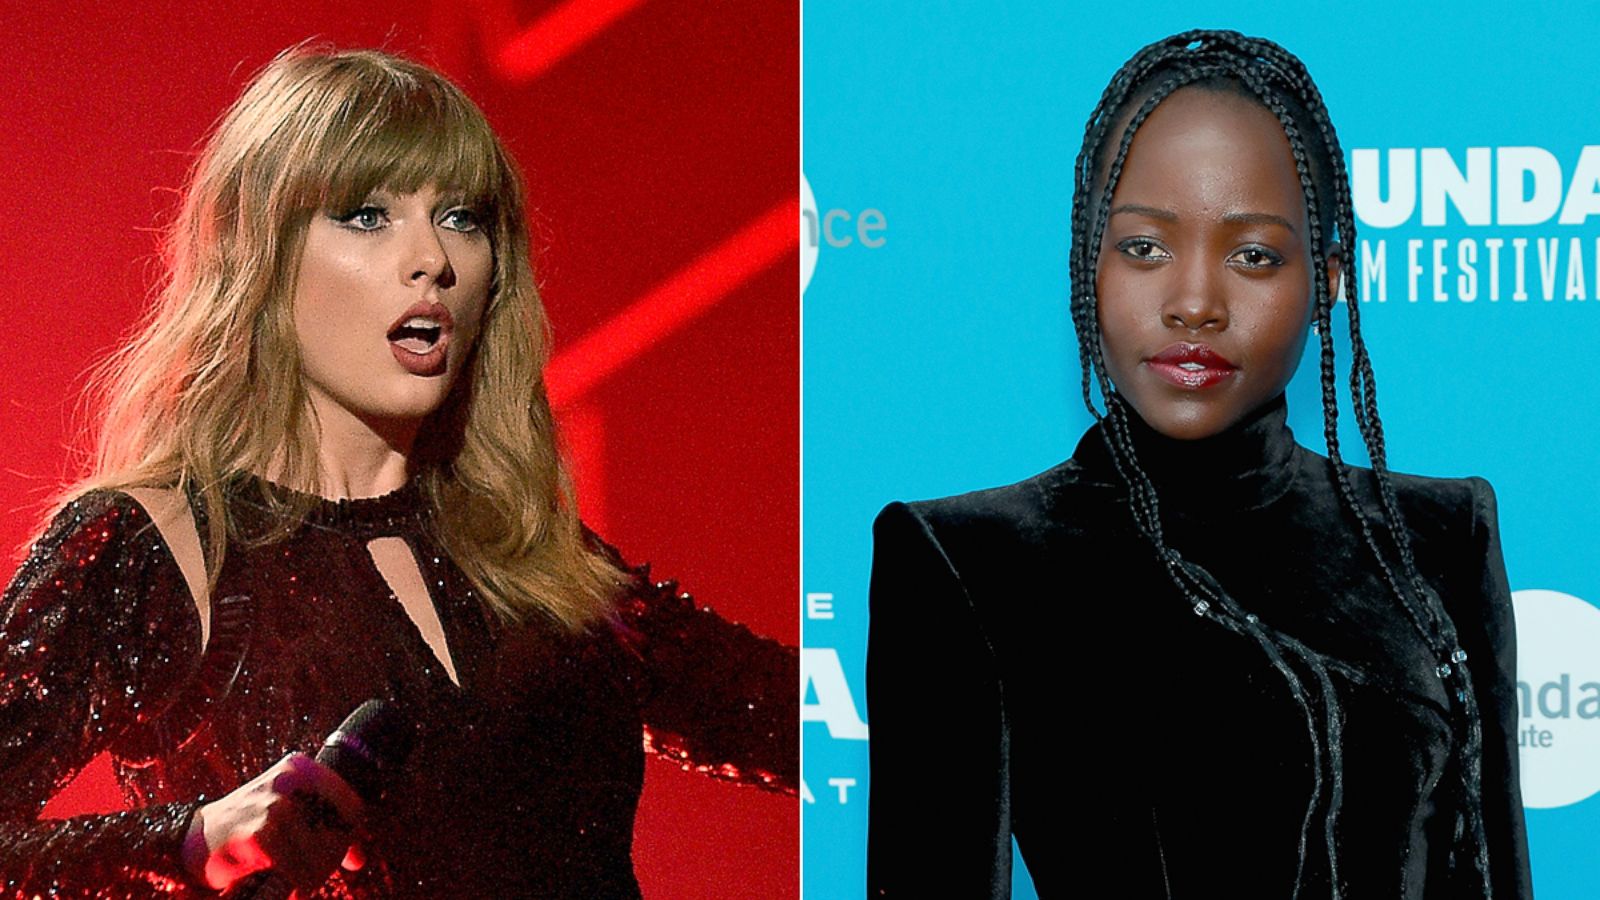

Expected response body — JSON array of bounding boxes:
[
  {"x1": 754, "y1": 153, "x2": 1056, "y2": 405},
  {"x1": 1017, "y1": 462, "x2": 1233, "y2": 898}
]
[
  {"x1": 1511, "y1": 588, "x2": 1600, "y2": 808},
  {"x1": 801, "y1": 173, "x2": 819, "y2": 294}
]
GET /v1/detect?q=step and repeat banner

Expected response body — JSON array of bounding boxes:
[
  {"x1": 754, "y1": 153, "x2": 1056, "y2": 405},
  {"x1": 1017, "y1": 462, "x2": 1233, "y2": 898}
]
[{"x1": 803, "y1": 2, "x2": 1600, "y2": 897}]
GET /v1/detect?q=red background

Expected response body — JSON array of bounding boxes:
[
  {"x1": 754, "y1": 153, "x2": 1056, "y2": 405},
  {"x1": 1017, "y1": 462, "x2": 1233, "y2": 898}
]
[{"x1": 1, "y1": 1, "x2": 797, "y2": 897}]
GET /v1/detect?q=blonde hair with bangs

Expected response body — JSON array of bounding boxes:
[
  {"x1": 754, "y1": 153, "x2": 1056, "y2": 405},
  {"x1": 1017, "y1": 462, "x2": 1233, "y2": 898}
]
[{"x1": 46, "y1": 44, "x2": 623, "y2": 630}]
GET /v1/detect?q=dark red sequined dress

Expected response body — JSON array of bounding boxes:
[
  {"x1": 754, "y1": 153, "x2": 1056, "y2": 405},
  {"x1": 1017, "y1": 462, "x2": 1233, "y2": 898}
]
[{"x1": 0, "y1": 473, "x2": 797, "y2": 897}]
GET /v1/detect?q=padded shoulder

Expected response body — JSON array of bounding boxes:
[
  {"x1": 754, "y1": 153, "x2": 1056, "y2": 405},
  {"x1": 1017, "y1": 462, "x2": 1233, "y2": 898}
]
[
  {"x1": 909, "y1": 458, "x2": 1073, "y2": 524},
  {"x1": 1370, "y1": 466, "x2": 1482, "y2": 523}
]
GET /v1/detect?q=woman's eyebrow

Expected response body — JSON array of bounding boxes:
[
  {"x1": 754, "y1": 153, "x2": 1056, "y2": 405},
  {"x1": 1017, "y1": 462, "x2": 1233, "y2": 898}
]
[
  {"x1": 1223, "y1": 211, "x2": 1298, "y2": 234},
  {"x1": 1109, "y1": 203, "x2": 1177, "y2": 221}
]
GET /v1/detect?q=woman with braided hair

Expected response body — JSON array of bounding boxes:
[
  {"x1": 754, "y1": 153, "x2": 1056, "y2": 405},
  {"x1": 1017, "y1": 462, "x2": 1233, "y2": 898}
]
[{"x1": 865, "y1": 29, "x2": 1532, "y2": 899}]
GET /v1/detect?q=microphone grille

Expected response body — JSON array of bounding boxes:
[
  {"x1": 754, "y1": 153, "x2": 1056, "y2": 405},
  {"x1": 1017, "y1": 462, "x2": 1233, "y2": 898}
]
[{"x1": 316, "y1": 699, "x2": 415, "y2": 804}]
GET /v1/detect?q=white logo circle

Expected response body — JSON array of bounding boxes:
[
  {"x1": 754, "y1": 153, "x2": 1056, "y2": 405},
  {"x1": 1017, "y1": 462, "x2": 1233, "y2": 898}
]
[
  {"x1": 801, "y1": 173, "x2": 819, "y2": 294},
  {"x1": 1511, "y1": 588, "x2": 1600, "y2": 808}
]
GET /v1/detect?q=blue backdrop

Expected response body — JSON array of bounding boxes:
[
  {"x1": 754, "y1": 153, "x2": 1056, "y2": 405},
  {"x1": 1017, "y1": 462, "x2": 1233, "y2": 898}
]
[{"x1": 802, "y1": 2, "x2": 1600, "y2": 897}]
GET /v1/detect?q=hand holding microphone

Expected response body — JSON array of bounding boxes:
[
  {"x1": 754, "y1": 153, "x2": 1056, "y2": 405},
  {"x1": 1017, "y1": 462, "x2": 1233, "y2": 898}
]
[
  {"x1": 182, "y1": 750, "x2": 365, "y2": 894},
  {"x1": 182, "y1": 701, "x2": 414, "y2": 898}
]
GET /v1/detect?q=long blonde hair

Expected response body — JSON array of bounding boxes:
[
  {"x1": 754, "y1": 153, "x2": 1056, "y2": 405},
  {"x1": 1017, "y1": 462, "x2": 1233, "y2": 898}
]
[{"x1": 45, "y1": 44, "x2": 622, "y2": 630}]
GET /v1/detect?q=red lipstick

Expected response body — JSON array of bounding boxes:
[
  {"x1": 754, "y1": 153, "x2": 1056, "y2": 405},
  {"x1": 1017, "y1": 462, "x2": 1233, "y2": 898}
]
[
  {"x1": 387, "y1": 300, "x2": 454, "y2": 377},
  {"x1": 1146, "y1": 342, "x2": 1237, "y2": 390}
]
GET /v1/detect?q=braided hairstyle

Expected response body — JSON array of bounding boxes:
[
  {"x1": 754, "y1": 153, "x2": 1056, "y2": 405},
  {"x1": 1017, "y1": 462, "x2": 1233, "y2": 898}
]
[{"x1": 1068, "y1": 30, "x2": 1489, "y2": 898}]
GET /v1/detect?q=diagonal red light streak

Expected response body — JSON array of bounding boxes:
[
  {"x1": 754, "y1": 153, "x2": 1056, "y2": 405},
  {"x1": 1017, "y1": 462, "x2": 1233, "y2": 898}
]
[
  {"x1": 491, "y1": 0, "x2": 651, "y2": 82},
  {"x1": 548, "y1": 197, "x2": 798, "y2": 408}
]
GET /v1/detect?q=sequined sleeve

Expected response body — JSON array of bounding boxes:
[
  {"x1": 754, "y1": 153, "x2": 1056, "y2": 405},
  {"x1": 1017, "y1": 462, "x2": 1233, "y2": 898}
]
[
  {"x1": 0, "y1": 489, "x2": 208, "y2": 895},
  {"x1": 596, "y1": 535, "x2": 798, "y2": 795}
]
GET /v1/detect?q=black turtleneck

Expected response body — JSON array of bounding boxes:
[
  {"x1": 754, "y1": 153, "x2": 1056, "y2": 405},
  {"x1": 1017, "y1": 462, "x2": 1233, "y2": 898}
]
[
  {"x1": 865, "y1": 394, "x2": 1532, "y2": 899},
  {"x1": 1071, "y1": 391, "x2": 1300, "y2": 513}
]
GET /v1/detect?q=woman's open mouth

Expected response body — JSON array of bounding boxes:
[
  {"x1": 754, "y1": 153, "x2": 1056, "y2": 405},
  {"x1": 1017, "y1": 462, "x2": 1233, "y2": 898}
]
[
  {"x1": 1146, "y1": 342, "x2": 1237, "y2": 390},
  {"x1": 388, "y1": 314, "x2": 451, "y2": 377}
]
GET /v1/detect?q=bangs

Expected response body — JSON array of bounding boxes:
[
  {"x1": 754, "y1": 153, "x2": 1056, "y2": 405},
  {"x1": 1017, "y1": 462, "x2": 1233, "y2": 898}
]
[{"x1": 277, "y1": 61, "x2": 509, "y2": 217}]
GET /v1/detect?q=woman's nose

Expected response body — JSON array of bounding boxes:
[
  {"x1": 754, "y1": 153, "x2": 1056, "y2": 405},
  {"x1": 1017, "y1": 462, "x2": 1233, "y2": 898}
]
[
  {"x1": 406, "y1": 227, "x2": 456, "y2": 290},
  {"x1": 1161, "y1": 256, "x2": 1227, "y2": 331}
]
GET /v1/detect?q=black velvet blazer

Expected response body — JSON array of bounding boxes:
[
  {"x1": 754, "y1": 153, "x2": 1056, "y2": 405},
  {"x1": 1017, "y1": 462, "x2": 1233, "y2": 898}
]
[{"x1": 865, "y1": 393, "x2": 1533, "y2": 899}]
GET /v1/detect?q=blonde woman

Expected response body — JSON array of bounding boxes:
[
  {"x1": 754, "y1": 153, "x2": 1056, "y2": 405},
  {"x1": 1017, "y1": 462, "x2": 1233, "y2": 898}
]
[{"x1": 0, "y1": 46, "x2": 796, "y2": 897}]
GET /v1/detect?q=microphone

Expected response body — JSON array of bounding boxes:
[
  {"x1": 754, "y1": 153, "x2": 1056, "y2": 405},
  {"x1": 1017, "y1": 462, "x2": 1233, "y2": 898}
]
[{"x1": 222, "y1": 700, "x2": 415, "y2": 899}]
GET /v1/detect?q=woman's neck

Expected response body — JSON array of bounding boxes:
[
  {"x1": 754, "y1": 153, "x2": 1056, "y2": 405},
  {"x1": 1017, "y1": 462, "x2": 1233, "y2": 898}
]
[{"x1": 256, "y1": 396, "x2": 417, "y2": 502}]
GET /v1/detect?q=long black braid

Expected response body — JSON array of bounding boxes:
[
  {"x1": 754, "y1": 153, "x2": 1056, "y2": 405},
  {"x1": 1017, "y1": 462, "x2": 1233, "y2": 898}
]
[{"x1": 1068, "y1": 30, "x2": 1490, "y2": 898}]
